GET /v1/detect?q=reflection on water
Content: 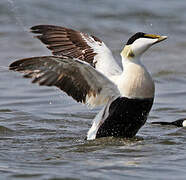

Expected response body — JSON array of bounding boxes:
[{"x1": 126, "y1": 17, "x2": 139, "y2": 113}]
[{"x1": 0, "y1": 0, "x2": 186, "y2": 179}]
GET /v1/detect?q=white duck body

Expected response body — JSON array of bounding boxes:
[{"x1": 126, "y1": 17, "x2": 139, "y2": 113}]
[{"x1": 9, "y1": 26, "x2": 167, "y2": 140}]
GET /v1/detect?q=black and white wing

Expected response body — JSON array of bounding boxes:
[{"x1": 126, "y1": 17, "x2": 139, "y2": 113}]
[
  {"x1": 31, "y1": 25, "x2": 122, "y2": 79},
  {"x1": 9, "y1": 56, "x2": 120, "y2": 107}
]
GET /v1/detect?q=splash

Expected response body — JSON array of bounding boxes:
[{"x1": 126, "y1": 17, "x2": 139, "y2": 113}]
[
  {"x1": 0, "y1": 66, "x2": 9, "y2": 72},
  {"x1": 7, "y1": 0, "x2": 27, "y2": 32}
]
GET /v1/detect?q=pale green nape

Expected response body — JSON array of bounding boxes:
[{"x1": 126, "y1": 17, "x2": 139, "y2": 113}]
[{"x1": 120, "y1": 45, "x2": 135, "y2": 59}]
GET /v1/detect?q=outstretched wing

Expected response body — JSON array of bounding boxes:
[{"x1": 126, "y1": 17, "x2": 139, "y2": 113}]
[
  {"x1": 31, "y1": 25, "x2": 122, "y2": 78},
  {"x1": 9, "y1": 56, "x2": 120, "y2": 107}
]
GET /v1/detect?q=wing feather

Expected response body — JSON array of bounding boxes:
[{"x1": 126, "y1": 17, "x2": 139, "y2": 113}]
[
  {"x1": 31, "y1": 25, "x2": 122, "y2": 79},
  {"x1": 9, "y1": 56, "x2": 120, "y2": 107}
]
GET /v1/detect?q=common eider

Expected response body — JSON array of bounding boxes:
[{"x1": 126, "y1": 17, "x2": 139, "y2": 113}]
[
  {"x1": 152, "y1": 118, "x2": 186, "y2": 127},
  {"x1": 9, "y1": 25, "x2": 167, "y2": 140}
]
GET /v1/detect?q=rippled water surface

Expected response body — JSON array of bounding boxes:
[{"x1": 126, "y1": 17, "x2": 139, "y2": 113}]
[{"x1": 0, "y1": 0, "x2": 186, "y2": 179}]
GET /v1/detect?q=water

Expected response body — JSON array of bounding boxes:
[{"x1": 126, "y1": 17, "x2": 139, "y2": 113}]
[{"x1": 0, "y1": 0, "x2": 186, "y2": 179}]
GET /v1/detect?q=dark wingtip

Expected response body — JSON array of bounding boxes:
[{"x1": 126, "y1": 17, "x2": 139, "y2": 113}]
[
  {"x1": 30, "y1": 25, "x2": 50, "y2": 34},
  {"x1": 30, "y1": 25, "x2": 43, "y2": 34},
  {"x1": 30, "y1": 25, "x2": 62, "y2": 34},
  {"x1": 30, "y1": 25, "x2": 42, "y2": 30},
  {"x1": 30, "y1": 25, "x2": 48, "y2": 30},
  {"x1": 30, "y1": 25, "x2": 37, "y2": 31},
  {"x1": 9, "y1": 60, "x2": 20, "y2": 71}
]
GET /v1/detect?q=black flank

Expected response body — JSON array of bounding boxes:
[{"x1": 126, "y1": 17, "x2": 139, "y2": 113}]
[{"x1": 96, "y1": 97, "x2": 154, "y2": 138}]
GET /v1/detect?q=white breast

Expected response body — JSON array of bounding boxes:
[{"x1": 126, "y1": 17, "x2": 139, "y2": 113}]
[
  {"x1": 182, "y1": 120, "x2": 186, "y2": 127},
  {"x1": 117, "y1": 61, "x2": 155, "y2": 99}
]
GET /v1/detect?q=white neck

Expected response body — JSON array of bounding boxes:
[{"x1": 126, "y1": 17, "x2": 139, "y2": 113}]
[
  {"x1": 122, "y1": 54, "x2": 142, "y2": 67},
  {"x1": 118, "y1": 53, "x2": 155, "y2": 99}
]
